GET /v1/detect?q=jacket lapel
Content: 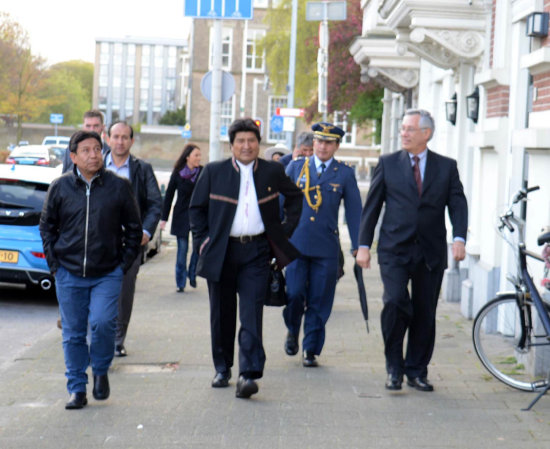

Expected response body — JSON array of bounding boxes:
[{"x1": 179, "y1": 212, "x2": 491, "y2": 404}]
[{"x1": 421, "y1": 149, "x2": 437, "y2": 196}]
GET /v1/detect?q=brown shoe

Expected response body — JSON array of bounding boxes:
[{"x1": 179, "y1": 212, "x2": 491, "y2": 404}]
[{"x1": 57, "y1": 318, "x2": 62, "y2": 329}]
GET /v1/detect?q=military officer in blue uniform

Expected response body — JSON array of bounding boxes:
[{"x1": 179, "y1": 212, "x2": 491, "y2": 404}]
[{"x1": 283, "y1": 122, "x2": 362, "y2": 367}]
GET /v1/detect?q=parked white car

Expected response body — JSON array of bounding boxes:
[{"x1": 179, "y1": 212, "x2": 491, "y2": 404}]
[{"x1": 41, "y1": 136, "x2": 70, "y2": 146}]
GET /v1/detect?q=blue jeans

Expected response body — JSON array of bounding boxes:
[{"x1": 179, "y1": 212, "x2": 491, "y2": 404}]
[
  {"x1": 176, "y1": 235, "x2": 198, "y2": 289},
  {"x1": 55, "y1": 265, "x2": 123, "y2": 394}
]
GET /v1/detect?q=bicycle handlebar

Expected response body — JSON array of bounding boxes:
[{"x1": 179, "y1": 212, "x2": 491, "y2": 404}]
[{"x1": 511, "y1": 185, "x2": 540, "y2": 204}]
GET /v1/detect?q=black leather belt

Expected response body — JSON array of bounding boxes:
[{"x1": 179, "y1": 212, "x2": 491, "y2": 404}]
[{"x1": 229, "y1": 233, "x2": 266, "y2": 244}]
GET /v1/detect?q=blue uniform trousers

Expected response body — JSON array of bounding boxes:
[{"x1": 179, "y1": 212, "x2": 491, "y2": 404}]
[
  {"x1": 55, "y1": 265, "x2": 123, "y2": 394},
  {"x1": 283, "y1": 255, "x2": 338, "y2": 355}
]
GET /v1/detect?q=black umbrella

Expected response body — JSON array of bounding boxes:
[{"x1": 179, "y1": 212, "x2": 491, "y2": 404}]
[{"x1": 353, "y1": 262, "x2": 369, "y2": 333}]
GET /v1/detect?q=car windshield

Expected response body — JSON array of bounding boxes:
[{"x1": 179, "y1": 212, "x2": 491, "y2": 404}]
[{"x1": 0, "y1": 179, "x2": 49, "y2": 225}]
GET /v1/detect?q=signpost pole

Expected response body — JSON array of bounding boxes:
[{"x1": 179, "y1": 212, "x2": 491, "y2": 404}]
[
  {"x1": 209, "y1": 19, "x2": 223, "y2": 162},
  {"x1": 285, "y1": 0, "x2": 299, "y2": 150}
]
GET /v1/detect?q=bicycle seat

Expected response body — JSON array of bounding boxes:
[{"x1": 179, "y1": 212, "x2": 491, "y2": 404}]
[{"x1": 538, "y1": 226, "x2": 550, "y2": 245}]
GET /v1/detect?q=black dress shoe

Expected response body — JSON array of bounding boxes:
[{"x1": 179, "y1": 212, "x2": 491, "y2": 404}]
[
  {"x1": 302, "y1": 351, "x2": 318, "y2": 367},
  {"x1": 235, "y1": 375, "x2": 259, "y2": 399},
  {"x1": 115, "y1": 345, "x2": 127, "y2": 357},
  {"x1": 93, "y1": 374, "x2": 110, "y2": 400},
  {"x1": 189, "y1": 278, "x2": 197, "y2": 288},
  {"x1": 284, "y1": 332, "x2": 299, "y2": 356},
  {"x1": 177, "y1": 287, "x2": 184, "y2": 293},
  {"x1": 385, "y1": 374, "x2": 403, "y2": 391},
  {"x1": 211, "y1": 370, "x2": 231, "y2": 388},
  {"x1": 65, "y1": 392, "x2": 87, "y2": 409},
  {"x1": 407, "y1": 377, "x2": 434, "y2": 392}
]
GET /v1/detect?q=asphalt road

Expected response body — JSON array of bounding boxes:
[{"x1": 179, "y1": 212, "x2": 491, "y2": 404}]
[{"x1": 0, "y1": 284, "x2": 58, "y2": 371}]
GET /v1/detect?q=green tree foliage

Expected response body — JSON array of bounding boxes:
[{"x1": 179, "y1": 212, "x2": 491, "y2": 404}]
[
  {"x1": 0, "y1": 12, "x2": 48, "y2": 140},
  {"x1": 36, "y1": 61, "x2": 94, "y2": 125},
  {"x1": 260, "y1": 0, "x2": 317, "y2": 106},
  {"x1": 159, "y1": 106, "x2": 186, "y2": 126},
  {"x1": 261, "y1": 1, "x2": 382, "y2": 137}
]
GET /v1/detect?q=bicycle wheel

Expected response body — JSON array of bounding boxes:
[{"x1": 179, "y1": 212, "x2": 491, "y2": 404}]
[{"x1": 473, "y1": 296, "x2": 541, "y2": 391}]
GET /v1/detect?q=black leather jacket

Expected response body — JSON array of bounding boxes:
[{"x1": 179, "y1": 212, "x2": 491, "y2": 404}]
[{"x1": 39, "y1": 168, "x2": 143, "y2": 277}]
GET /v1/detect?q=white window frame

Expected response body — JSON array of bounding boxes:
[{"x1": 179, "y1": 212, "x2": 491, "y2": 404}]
[
  {"x1": 267, "y1": 95, "x2": 287, "y2": 143},
  {"x1": 333, "y1": 111, "x2": 356, "y2": 147},
  {"x1": 245, "y1": 29, "x2": 266, "y2": 73},
  {"x1": 209, "y1": 27, "x2": 233, "y2": 71},
  {"x1": 254, "y1": 0, "x2": 268, "y2": 8},
  {"x1": 220, "y1": 96, "x2": 236, "y2": 142}
]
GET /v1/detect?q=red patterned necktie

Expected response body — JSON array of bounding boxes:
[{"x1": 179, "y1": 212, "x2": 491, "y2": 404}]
[{"x1": 412, "y1": 156, "x2": 422, "y2": 196}]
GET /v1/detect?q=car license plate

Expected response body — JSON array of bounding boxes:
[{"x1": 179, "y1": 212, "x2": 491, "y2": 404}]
[{"x1": 0, "y1": 250, "x2": 19, "y2": 264}]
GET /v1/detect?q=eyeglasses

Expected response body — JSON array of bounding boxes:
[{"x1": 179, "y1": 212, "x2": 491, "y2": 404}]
[{"x1": 400, "y1": 127, "x2": 428, "y2": 134}]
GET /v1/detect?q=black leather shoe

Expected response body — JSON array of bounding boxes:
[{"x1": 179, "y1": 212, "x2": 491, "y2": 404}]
[
  {"x1": 385, "y1": 374, "x2": 403, "y2": 391},
  {"x1": 407, "y1": 377, "x2": 434, "y2": 392},
  {"x1": 302, "y1": 351, "x2": 318, "y2": 367},
  {"x1": 189, "y1": 278, "x2": 197, "y2": 288},
  {"x1": 211, "y1": 370, "x2": 231, "y2": 388},
  {"x1": 235, "y1": 375, "x2": 259, "y2": 399},
  {"x1": 93, "y1": 374, "x2": 110, "y2": 400},
  {"x1": 284, "y1": 332, "x2": 299, "y2": 356},
  {"x1": 65, "y1": 392, "x2": 87, "y2": 409},
  {"x1": 177, "y1": 287, "x2": 184, "y2": 293},
  {"x1": 115, "y1": 345, "x2": 127, "y2": 357}
]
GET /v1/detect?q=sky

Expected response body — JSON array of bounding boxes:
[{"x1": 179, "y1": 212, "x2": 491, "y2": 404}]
[{"x1": 0, "y1": 0, "x2": 191, "y2": 66}]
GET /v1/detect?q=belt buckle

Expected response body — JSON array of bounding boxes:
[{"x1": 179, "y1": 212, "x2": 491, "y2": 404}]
[{"x1": 239, "y1": 235, "x2": 251, "y2": 244}]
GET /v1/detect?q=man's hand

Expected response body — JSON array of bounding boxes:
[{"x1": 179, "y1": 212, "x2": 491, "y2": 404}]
[
  {"x1": 355, "y1": 247, "x2": 371, "y2": 269},
  {"x1": 452, "y1": 240, "x2": 466, "y2": 261},
  {"x1": 141, "y1": 232, "x2": 150, "y2": 246},
  {"x1": 159, "y1": 220, "x2": 166, "y2": 231}
]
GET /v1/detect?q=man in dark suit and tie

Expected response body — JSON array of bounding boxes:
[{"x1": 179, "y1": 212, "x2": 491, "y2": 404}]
[
  {"x1": 189, "y1": 118, "x2": 302, "y2": 399},
  {"x1": 356, "y1": 109, "x2": 468, "y2": 392}
]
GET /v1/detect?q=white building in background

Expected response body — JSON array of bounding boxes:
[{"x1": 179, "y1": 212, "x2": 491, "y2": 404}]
[
  {"x1": 92, "y1": 36, "x2": 189, "y2": 126},
  {"x1": 350, "y1": 0, "x2": 550, "y2": 319}
]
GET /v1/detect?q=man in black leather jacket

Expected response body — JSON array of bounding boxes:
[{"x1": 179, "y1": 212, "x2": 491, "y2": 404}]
[{"x1": 40, "y1": 130, "x2": 142, "y2": 410}]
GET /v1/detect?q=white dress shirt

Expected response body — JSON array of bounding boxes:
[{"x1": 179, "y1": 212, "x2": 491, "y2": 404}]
[{"x1": 229, "y1": 160, "x2": 265, "y2": 237}]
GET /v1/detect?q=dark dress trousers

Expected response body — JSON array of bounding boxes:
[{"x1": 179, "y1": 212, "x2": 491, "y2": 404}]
[
  {"x1": 108, "y1": 153, "x2": 162, "y2": 347},
  {"x1": 189, "y1": 157, "x2": 302, "y2": 378},
  {"x1": 359, "y1": 149, "x2": 468, "y2": 378}
]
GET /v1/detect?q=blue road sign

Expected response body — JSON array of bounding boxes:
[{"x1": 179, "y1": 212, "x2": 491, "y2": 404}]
[
  {"x1": 270, "y1": 115, "x2": 284, "y2": 134},
  {"x1": 220, "y1": 126, "x2": 228, "y2": 137},
  {"x1": 182, "y1": 130, "x2": 192, "y2": 139},
  {"x1": 184, "y1": 0, "x2": 253, "y2": 20},
  {"x1": 50, "y1": 113, "x2": 64, "y2": 124}
]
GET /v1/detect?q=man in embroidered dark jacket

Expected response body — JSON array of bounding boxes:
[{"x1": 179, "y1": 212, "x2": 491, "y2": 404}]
[{"x1": 189, "y1": 118, "x2": 302, "y2": 399}]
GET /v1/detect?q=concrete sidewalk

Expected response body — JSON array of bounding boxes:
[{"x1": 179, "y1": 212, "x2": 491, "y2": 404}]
[{"x1": 0, "y1": 236, "x2": 549, "y2": 448}]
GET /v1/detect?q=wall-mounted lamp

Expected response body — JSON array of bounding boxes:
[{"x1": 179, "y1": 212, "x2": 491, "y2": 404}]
[
  {"x1": 466, "y1": 87, "x2": 479, "y2": 124},
  {"x1": 445, "y1": 93, "x2": 457, "y2": 126},
  {"x1": 526, "y1": 12, "x2": 549, "y2": 37}
]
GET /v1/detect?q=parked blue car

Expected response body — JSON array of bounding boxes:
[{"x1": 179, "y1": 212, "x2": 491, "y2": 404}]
[{"x1": 0, "y1": 164, "x2": 61, "y2": 293}]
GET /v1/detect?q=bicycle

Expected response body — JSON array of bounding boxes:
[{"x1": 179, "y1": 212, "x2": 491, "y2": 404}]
[{"x1": 472, "y1": 185, "x2": 550, "y2": 410}]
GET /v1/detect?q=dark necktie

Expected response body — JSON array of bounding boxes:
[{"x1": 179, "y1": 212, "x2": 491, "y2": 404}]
[
  {"x1": 319, "y1": 163, "x2": 326, "y2": 177},
  {"x1": 412, "y1": 156, "x2": 422, "y2": 196}
]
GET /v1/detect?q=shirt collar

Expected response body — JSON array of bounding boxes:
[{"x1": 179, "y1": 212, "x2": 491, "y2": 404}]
[
  {"x1": 106, "y1": 153, "x2": 130, "y2": 168},
  {"x1": 235, "y1": 159, "x2": 254, "y2": 173},
  {"x1": 409, "y1": 148, "x2": 427, "y2": 162},
  {"x1": 313, "y1": 154, "x2": 333, "y2": 169}
]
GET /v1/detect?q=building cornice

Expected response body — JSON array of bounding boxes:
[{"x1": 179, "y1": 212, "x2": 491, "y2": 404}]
[
  {"x1": 350, "y1": 35, "x2": 420, "y2": 92},
  {"x1": 377, "y1": 0, "x2": 488, "y2": 69}
]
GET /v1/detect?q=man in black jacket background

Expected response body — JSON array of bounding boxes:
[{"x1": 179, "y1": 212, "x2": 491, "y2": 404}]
[
  {"x1": 40, "y1": 130, "x2": 142, "y2": 409},
  {"x1": 104, "y1": 121, "x2": 162, "y2": 358}
]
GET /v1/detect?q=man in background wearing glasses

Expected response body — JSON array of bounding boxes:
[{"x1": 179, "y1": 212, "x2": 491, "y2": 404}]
[{"x1": 356, "y1": 109, "x2": 468, "y2": 393}]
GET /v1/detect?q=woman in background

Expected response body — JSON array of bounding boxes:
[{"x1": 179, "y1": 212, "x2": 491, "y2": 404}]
[{"x1": 160, "y1": 144, "x2": 202, "y2": 292}]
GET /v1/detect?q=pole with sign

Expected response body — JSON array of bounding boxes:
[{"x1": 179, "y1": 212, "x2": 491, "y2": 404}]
[
  {"x1": 184, "y1": 0, "x2": 253, "y2": 162},
  {"x1": 50, "y1": 113, "x2": 64, "y2": 137}
]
